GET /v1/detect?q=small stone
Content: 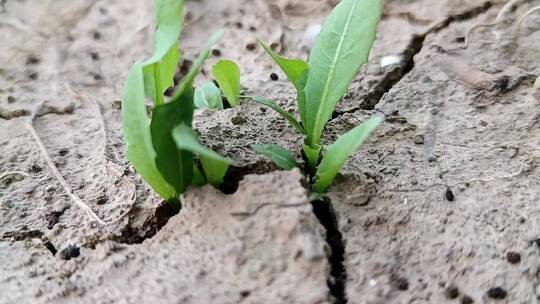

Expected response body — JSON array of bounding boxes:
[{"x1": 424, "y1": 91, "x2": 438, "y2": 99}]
[
  {"x1": 444, "y1": 285, "x2": 459, "y2": 299},
  {"x1": 486, "y1": 287, "x2": 507, "y2": 299},
  {"x1": 270, "y1": 72, "x2": 279, "y2": 81},
  {"x1": 445, "y1": 188, "x2": 455, "y2": 201},
  {"x1": 506, "y1": 251, "x2": 521, "y2": 264}
]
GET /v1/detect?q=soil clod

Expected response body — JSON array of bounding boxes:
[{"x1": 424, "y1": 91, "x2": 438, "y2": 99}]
[
  {"x1": 43, "y1": 240, "x2": 57, "y2": 256},
  {"x1": 59, "y1": 244, "x2": 81, "y2": 260}
]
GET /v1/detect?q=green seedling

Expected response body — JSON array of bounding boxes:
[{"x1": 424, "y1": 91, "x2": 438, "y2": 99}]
[
  {"x1": 194, "y1": 81, "x2": 223, "y2": 109},
  {"x1": 252, "y1": 0, "x2": 383, "y2": 192},
  {"x1": 212, "y1": 60, "x2": 241, "y2": 107},
  {"x1": 122, "y1": 0, "x2": 230, "y2": 209}
]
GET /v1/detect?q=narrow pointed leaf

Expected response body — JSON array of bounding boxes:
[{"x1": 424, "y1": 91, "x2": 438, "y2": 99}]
[
  {"x1": 296, "y1": 68, "x2": 309, "y2": 125},
  {"x1": 304, "y1": 0, "x2": 383, "y2": 146},
  {"x1": 192, "y1": 165, "x2": 206, "y2": 187},
  {"x1": 150, "y1": 88, "x2": 195, "y2": 194},
  {"x1": 174, "y1": 30, "x2": 224, "y2": 98},
  {"x1": 259, "y1": 40, "x2": 308, "y2": 91},
  {"x1": 122, "y1": 63, "x2": 176, "y2": 201},
  {"x1": 172, "y1": 124, "x2": 230, "y2": 187},
  {"x1": 315, "y1": 116, "x2": 382, "y2": 192},
  {"x1": 212, "y1": 60, "x2": 240, "y2": 107},
  {"x1": 253, "y1": 144, "x2": 299, "y2": 170},
  {"x1": 194, "y1": 81, "x2": 223, "y2": 109},
  {"x1": 251, "y1": 96, "x2": 304, "y2": 134},
  {"x1": 142, "y1": 0, "x2": 185, "y2": 106}
]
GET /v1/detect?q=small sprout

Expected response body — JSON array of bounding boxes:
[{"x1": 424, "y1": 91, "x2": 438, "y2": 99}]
[{"x1": 250, "y1": 0, "x2": 383, "y2": 192}]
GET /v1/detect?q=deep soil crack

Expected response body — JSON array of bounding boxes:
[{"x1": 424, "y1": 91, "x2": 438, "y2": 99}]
[
  {"x1": 333, "y1": 1, "x2": 493, "y2": 117},
  {"x1": 311, "y1": 198, "x2": 347, "y2": 304}
]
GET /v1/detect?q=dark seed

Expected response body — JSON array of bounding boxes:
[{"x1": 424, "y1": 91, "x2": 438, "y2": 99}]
[
  {"x1": 28, "y1": 72, "x2": 38, "y2": 80},
  {"x1": 486, "y1": 287, "x2": 507, "y2": 299},
  {"x1": 455, "y1": 36, "x2": 465, "y2": 43},
  {"x1": 90, "y1": 52, "x2": 100, "y2": 61},
  {"x1": 444, "y1": 285, "x2": 459, "y2": 299},
  {"x1": 506, "y1": 251, "x2": 521, "y2": 264},
  {"x1": 93, "y1": 73, "x2": 102, "y2": 81},
  {"x1": 30, "y1": 164, "x2": 42, "y2": 173},
  {"x1": 7, "y1": 96, "x2": 16, "y2": 103},
  {"x1": 58, "y1": 148, "x2": 69, "y2": 156},
  {"x1": 461, "y1": 295, "x2": 474, "y2": 304},
  {"x1": 270, "y1": 72, "x2": 278, "y2": 81},
  {"x1": 234, "y1": 22, "x2": 243, "y2": 29},
  {"x1": 26, "y1": 55, "x2": 40, "y2": 65},
  {"x1": 445, "y1": 188, "x2": 455, "y2": 201},
  {"x1": 394, "y1": 277, "x2": 409, "y2": 291},
  {"x1": 240, "y1": 290, "x2": 250, "y2": 298},
  {"x1": 248, "y1": 25, "x2": 256, "y2": 32},
  {"x1": 93, "y1": 31, "x2": 101, "y2": 40},
  {"x1": 212, "y1": 49, "x2": 222, "y2": 57},
  {"x1": 246, "y1": 43, "x2": 256, "y2": 51}
]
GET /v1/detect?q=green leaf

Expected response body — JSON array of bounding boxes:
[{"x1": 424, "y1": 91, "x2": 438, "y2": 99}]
[
  {"x1": 295, "y1": 68, "x2": 309, "y2": 126},
  {"x1": 172, "y1": 124, "x2": 230, "y2": 187},
  {"x1": 304, "y1": 0, "x2": 383, "y2": 147},
  {"x1": 122, "y1": 63, "x2": 177, "y2": 202},
  {"x1": 142, "y1": 0, "x2": 185, "y2": 106},
  {"x1": 258, "y1": 40, "x2": 308, "y2": 91},
  {"x1": 192, "y1": 165, "x2": 206, "y2": 187},
  {"x1": 194, "y1": 81, "x2": 223, "y2": 109},
  {"x1": 250, "y1": 96, "x2": 304, "y2": 134},
  {"x1": 150, "y1": 87, "x2": 195, "y2": 194},
  {"x1": 253, "y1": 144, "x2": 299, "y2": 170},
  {"x1": 174, "y1": 30, "x2": 224, "y2": 99},
  {"x1": 212, "y1": 60, "x2": 240, "y2": 107},
  {"x1": 314, "y1": 116, "x2": 382, "y2": 192},
  {"x1": 302, "y1": 143, "x2": 321, "y2": 172}
]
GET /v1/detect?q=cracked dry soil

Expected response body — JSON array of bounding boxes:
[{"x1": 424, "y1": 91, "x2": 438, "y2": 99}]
[{"x1": 1, "y1": 0, "x2": 540, "y2": 303}]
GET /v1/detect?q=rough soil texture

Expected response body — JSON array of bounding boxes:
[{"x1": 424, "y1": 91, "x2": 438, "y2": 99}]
[{"x1": 1, "y1": 0, "x2": 540, "y2": 303}]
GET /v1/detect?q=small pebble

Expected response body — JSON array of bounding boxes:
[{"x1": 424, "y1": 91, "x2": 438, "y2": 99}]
[
  {"x1": 486, "y1": 287, "x2": 507, "y2": 299},
  {"x1": 506, "y1": 251, "x2": 521, "y2": 264}
]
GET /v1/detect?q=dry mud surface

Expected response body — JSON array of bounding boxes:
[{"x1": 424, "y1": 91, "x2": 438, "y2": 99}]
[{"x1": 1, "y1": 0, "x2": 540, "y2": 303}]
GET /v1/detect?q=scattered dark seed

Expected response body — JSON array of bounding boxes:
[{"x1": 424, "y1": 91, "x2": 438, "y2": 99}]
[
  {"x1": 212, "y1": 49, "x2": 222, "y2": 57},
  {"x1": 461, "y1": 295, "x2": 474, "y2": 304},
  {"x1": 99, "y1": 7, "x2": 107, "y2": 14},
  {"x1": 445, "y1": 285, "x2": 459, "y2": 299},
  {"x1": 58, "y1": 148, "x2": 69, "y2": 156},
  {"x1": 240, "y1": 290, "x2": 250, "y2": 298},
  {"x1": 486, "y1": 287, "x2": 507, "y2": 299},
  {"x1": 455, "y1": 36, "x2": 465, "y2": 43},
  {"x1": 28, "y1": 72, "x2": 38, "y2": 80},
  {"x1": 26, "y1": 55, "x2": 40, "y2": 65},
  {"x1": 7, "y1": 96, "x2": 15, "y2": 103},
  {"x1": 393, "y1": 276, "x2": 409, "y2": 291},
  {"x1": 445, "y1": 188, "x2": 455, "y2": 201},
  {"x1": 43, "y1": 240, "x2": 57, "y2": 256},
  {"x1": 239, "y1": 8, "x2": 245, "y2": 15},
  {"x1": 506, "y1": 251, "x2": 521, "y2": 264},
  {"x1": 235, "y1": 22, "x2": 243, "y2": 29},
  {"x1": 246, "y1": 43, "x2": 256, "y2": 51},
  {"x1": 270, "y1": 72, "x2": 279, "y2": 81},
  {"x1": 96, "y1": 195, "x2": 108, "y2": 205},
  {"x1": 259, "y1": 107, "x2": 267, "y2": 113},
  {"x1": 93, "y1": 31, "x2": 101, "y2": 40},
  {"x1": 248, "y1": 25, "x2": 256, "y2": 32},
  {"x1": 93, "y1": 73, "x2": 102, "y2": 81},
  {"x1": 90, "y1": 52, "x2": 100, "y2": 61}
]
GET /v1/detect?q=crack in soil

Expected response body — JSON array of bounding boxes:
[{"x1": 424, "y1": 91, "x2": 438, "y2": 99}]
[
  {"x1": 333, "y1": 1, "x2": 494, "y2": 117},
  {"x1": 311, "y1": 198, "x2": 347, "y2": 304}
]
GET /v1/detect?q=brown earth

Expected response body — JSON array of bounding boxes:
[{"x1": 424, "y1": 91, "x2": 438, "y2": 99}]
[{"x1": 1, "y1": 0, "x2": 540, "y2": 303}]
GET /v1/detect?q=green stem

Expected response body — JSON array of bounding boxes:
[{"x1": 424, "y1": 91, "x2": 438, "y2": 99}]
[{"x1": 303, "y1": 143, "x2": 321, "y2": 172}]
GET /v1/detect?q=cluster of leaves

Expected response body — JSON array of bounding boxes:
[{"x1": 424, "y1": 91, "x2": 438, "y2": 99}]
[
  {"x1": 252, "y1": 0, "x2": 383, "y2": 192},
  {"x1": 122, "y1": 0, "x2": 232, "y2": 210},
  {"x1": 123, "y1": 0, "x2": 384, "y2": 208}
]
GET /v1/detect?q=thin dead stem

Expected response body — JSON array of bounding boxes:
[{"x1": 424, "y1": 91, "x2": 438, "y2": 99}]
[{"x1": 26, "y1": 102, "x2": 106, "y2": 226}]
